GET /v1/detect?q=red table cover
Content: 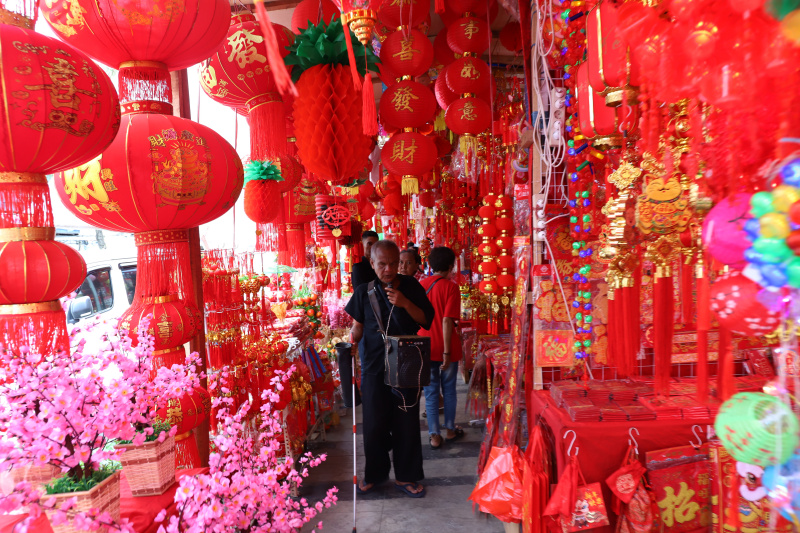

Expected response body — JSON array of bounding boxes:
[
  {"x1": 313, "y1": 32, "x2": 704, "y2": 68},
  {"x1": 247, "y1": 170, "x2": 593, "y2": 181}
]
[
  {"x1": 0, "y1": 468, "x2": 208, "y2": 533},
  {"x1": 530, "y1": 390, "x2": 712, "y2": 532}
]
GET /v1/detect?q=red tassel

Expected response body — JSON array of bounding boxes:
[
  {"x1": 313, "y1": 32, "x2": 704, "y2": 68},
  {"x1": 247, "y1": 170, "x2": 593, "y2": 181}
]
[
  {"x1": 653, "y1": 275, "x2": 674, "y2": 396},
  {"x1": 286, "y1": 223, "x2": 307, "y2": 268},
  {"x1": 435, "y1": 0, "x2": 445, "y2": 14},
  {"x1": 618, "y1": 286, "x2": 637, "y2": 378},
  {"x1": 362, "y1": 72, "x2": 378, "y2": 136},
  {"x1": 253, "y1": 0, "x2": 297, "y2": 97},
  {"x1": 341, "y1": 15, "x2": 363, "y2": 91},
  {"x1": 174, "y1": 432, "x2": 202, "y2": 470},
  {"x1": 249, "y1": 98, "x2": 288, "y2": 160},
  {"x1": 605, "y1": 291, "x2": 619, "y2": 368},
  {"x1": 681, "y1": 260, "x2": 694, "y2": 325},
  {"x1": 696, "y1": 257, "x2": 710, "y2": 403},
  {"x1": 0, "y1": 180, "x2": 53, "y2": 228},
  {"x1": 718, "y1": 325, "x2": 735, "y2": 402},
  {"x1": 132, "y1": 237, "x2": 196, "y2": 308},
  {"x1": 0, "y1": 303, "x2": 69, "y2": 357}
]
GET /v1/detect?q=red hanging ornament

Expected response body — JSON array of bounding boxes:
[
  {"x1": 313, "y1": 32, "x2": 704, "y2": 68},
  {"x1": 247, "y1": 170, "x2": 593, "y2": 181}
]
[
  {"x1": 447, "y1": 16, "x2": 491, "y2": 55},
  {"x1": 380, "y1": 28, "x2": 435, "y2": 77},
  {"x1": 435, "y1": 65, "x2": 459, "y2": 108},
  {"x1": 292, "y1": 0, "x2": 340, "y2": 33},
  {"x1": 378, "y1": 0, "x2": 430, "y2": 28},
  {"x1": 0, "y1": 239, "x2": 86, "y2": 305},
  {"x1": 381, "y1": 132, "x2": 437, "y2": 194},
  {"x1": 119, "y1": 296, "x2": 202, "y2": 351},
  {"x1": 586, "y1": 2, "x2": 640, "y2": 107},
  {"x1": 380, "y1": 80, "x2": 437, "y2": 129},
  {"x1": 710, "y1": 271, "x2": 782, "y2": 336},
  {"x1": 446, "y1": 56, "x2": 492, "y2": 95},
  {"x1": 499, "y1": 21, "x2": 523, "y2": 53},
  {"x1": 434, "y1": 28, "x2": 460, "y2": 67}
]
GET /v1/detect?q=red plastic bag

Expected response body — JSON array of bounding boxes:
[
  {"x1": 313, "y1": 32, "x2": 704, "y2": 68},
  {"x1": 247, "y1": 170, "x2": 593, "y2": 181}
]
[{"x1": 469, "y1": 445, "x2": 525, "y2": 523}]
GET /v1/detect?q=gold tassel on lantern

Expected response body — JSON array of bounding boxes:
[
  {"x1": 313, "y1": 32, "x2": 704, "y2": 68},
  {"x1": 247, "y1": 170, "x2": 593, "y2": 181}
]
[{"x1": 401, "y1": 175, "x2": 419, "y2": 195}]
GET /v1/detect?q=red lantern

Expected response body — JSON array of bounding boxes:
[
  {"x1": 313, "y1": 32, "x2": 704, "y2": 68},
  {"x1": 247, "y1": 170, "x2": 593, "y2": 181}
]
[
  {"x1": 201, "y1": 17, "x2": 295, "y2": 159},
  {"x1": 54, "y1": 113, "x2": 243, "y2": 233},
  {"x1": 119, "y1": 296, "x2": 202, "y2": 350},
  {"x1": 710, "y1": 272, "x2": 781, "y2": 336},
  {"x1": 434, "y1": 29, "x2": 460, "y2": 67},
  {"x1": 586, "y1": 2, "x2": 640, "y2": 106},
  {"x1": 383, "y1": 192, "x2": 406, "y2": 216},
  {"x1": 419, "y1": 190, "x2": 436, "y2": 208},
  {"x1": 0, "y1": 25, "x2": 120, "y2": 176},
  {"x1": 447, "y1": 17, "x2": 491, "y2": 55},
  {"x1": 576, "y1": 63, "x2": 622, "y2": 149},
  {"x1": 446, "y1": 56, "x2": 492, "y2": 95},
  {"x1": 379, "y1": 0, "x2": 430, "y2": 28},
  {"x1": 155, "y1": 386, "x2": 211, "y2": 469},
  {"x1": 435, "y1": 65, "x2": 459, "y2": 109},
  {"x1": 292, "y1": 0, "x2": 340, "y2": 33},
  {"x1": 380, "y1": 80, "x2": 437, "y2": 129},
  {"x1": 0, "y1": 239, "x2": 86, "y2": 304},
  {"x1": 445, "y1": 0, "x2": 489, "y2": 15},
  {"x1": 479, "y1": 279, "x2": 499, "y2": 295},
  {"x1": 293, "y1": 64, "x2": 374, "y2": 185},
  {"x1": 445, "y1": 97, "x2": 492, "y2": 135},
  {"x1": 499, "y1": 21, "x2": 523, "y2": 53},
  {"x1": 315, "y1": 195, "x2": 352, "y2": 240},
  {"x1": 380, "y1": 29, "x2": 434, "y2": 77},
  {"x1": 381, "y1": 132, "x2": 437, "y2": 178}
]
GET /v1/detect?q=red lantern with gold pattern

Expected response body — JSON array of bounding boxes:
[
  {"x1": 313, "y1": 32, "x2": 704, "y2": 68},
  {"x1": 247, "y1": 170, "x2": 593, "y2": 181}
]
[
  {"x1": 587, "y1": 2, "x2": 640, "y2": 107},
  {"x1": 379, "y1": 0, "x2": 430, "y2": 28},
  {"x1": 445, "y1": 97, "x2": 492, "y2": 135},
  {"x1": 380, "y1": 80, "x2": 437, "y2": 129},
  {"x1": 380, "y1": 29, "x2": 434, "y2": 77},
  {"x1": 119, "y1": 295, "x2": 202, "y2": 350},
  {"x1": 155, "y1": 386, "x2": 211, "y2": 469},
  {"x1": 381, "y1": 132, "x2": 437, "y2": 178},
  {"x1": 0, "y1": 238, "x2": 86, "y2": 304},
  {"x1": 447, "y1": 17, "x2": 491, "y2": 55},
  {"x1": 446, "y1": 56, "x2": 491, "y2": 95}
]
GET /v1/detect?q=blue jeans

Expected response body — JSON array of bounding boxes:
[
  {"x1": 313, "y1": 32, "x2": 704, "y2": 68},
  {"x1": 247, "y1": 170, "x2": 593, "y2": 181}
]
[{"x1": 424, "y1": 361, "x2": 458, "y2": 436}]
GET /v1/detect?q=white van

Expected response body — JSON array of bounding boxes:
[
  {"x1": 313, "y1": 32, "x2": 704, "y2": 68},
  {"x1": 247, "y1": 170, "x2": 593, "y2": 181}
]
[{"x1": 67, "y1": 257, "x2": 137, "y2": 325}]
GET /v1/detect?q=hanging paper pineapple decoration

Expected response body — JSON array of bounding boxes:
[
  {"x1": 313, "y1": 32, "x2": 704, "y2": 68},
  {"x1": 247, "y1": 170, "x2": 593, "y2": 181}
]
[
  {"x1": 243, "y1": 160, "x2": 285, "y2": 224},
  {"x1": 284, "y1": 20, "x2": 380, "y2": 185}
]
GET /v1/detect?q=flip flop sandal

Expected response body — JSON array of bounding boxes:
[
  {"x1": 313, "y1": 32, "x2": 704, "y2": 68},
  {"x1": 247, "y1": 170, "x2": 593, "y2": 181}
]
[
  {"x1": 429, "y1": 434, "x2": 443, "y2": 449},
  {"x1": 445, "y1": 426, "x2": 465, "y2": 443},
  {"x1": 356, "y1": 477, "x2": 387, "y2": 495},
  {"x1": 395, "y1": 482, "x2": 426, "y2": 498}
]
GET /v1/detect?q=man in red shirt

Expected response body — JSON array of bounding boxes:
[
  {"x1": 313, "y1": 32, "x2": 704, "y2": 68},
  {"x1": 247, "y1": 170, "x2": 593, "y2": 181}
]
[{"x1": 418, "y1": 246, "x2": 464, "y2": 449}]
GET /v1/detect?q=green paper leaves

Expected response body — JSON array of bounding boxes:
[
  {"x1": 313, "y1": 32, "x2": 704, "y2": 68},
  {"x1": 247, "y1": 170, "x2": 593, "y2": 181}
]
[
  {"x1": 284, "y1": 19, "x2": 381, "y2": 83},
  {"x1": 244, "y1": 160, "x2": 283, "y2": 184}
]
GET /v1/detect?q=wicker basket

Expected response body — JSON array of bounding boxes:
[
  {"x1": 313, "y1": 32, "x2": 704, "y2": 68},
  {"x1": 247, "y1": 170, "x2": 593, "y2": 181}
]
[
  {"x1": 119, "y1": 435, "x2": 176, "y2": 497},
  {"x1": 9, "y1": 464, "x2": 61, "y2": 486},
  {"x1": 42, "y1": 470, "x2": 121, "y2": 533}
]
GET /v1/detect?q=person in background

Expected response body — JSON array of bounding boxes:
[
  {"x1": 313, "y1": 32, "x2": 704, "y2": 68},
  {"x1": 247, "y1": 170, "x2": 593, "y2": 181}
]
[
  {"x1": 399, "y1": 248, "x2": 425, "y2": 281},
  {"x1": 345, "y1": 240, "x2": 435, "y2": 498},
  {"x1": 418, "y1": 246, "x2": 464, "y2": 449},
  {"x1": 351, "y1": 230, "x2": 379, "y2": 289}
]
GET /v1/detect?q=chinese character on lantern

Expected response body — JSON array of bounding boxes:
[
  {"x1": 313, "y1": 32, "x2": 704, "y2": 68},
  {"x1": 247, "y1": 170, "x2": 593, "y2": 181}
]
[
  {"x1": 460, "y1": 101, "x2": 477, "y2": 121},
  {"x1": 391, "y1": 86, "x2": 419, "y2": 112},
  {"x1": 461, "y1": 61, "x2": 481, "y2": 80},
  {"x1": 227, "y1": 29, "x2": 267, "y2": 68},
  {"x1": 392, "y1": 38, "x2": 420, "y2": 62},
  {"x1": 390, "y1": 138, "x2": 417, "y2": 164},
  {"x1": 62, "y1": 158, "x2": 110, "y2": 205},
  {"x1": 461, "y1": 19, "x2": 479, "y2": 39}
]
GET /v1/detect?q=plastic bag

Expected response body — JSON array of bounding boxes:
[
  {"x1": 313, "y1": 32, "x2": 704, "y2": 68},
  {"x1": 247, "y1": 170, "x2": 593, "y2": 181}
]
[{"x1": 469, "y1": 446, "x2": 525, "y2": 523}]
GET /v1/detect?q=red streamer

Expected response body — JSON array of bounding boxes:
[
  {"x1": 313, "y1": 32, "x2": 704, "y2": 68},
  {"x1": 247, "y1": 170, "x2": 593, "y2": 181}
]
[
  {"x1": 341, "y1": 15, "x2": 363, "y2": 91},
  {"x1": 653, "y1": 275, "x2": 674, "y2": 396},
  {"x1": 717, "y1": 325, "x2": 735, "y2": 402},
  {"x1": 254, "y1": 0, "x2": 297, "y2": 97},
  {"x1": 696, "y1": 257, "x2": 710, "y2": 403},
  {"x1": 362, "y1": 72, "x2": 378, "y2": 136}
]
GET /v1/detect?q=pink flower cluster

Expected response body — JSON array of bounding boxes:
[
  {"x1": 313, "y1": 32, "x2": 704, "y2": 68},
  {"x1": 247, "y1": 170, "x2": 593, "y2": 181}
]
[
  {"x1": 157, "y1": 368, "x2": 338, "y2": 533},
  {"x1": 0, "y1": 316, "x2": 201, "y2": 532}
]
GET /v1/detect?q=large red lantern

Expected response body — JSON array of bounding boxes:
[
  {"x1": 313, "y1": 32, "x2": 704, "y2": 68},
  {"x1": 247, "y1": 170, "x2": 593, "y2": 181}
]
[
  {"x1": 201, "y1": 16, "x2": 296, "y2": 160},
  {"x1": 378, "y1": 0, "x2": 430, "y2": 28},
  {"x1": 0, "y1": 239, "x2": 86, "y2": 304},
  {"x1": 380, "y1": 29, "x2": 434, "y2": 77},
  {"x1": 447, "y1": 17, "x2": 491, "y2": 55},
  {"x1": 576, "y1": 63, "x2": 622, "y2": 149},
  {"x1": 586, "y1": 2, "x2": 640, "y2": 106},
  {"x1": 380, "y1": 80, "x2": 437, "y2": 129}
]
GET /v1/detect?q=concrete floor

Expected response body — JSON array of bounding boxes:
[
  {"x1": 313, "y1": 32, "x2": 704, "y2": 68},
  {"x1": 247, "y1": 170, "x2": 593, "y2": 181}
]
[{"x1": 299, "y1": 375, "x2": 507, "y2": 533}]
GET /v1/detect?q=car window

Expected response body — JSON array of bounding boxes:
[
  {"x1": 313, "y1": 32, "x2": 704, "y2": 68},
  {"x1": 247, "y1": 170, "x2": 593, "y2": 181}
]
[
  {"x1": 75, "y1": 267, "x2": 113, "y2": 316},
  {"x1": 120, "y1": 265, "x2": 137, "y2": 305}
]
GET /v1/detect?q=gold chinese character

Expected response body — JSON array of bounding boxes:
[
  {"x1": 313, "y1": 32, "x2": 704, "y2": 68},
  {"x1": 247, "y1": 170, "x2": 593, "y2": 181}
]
[
  {"x1": 227, "y1": 29, "x2": 267, "y2": 68},
  {"x1": 149, "y1": 135, "x2": 165, "y2": 147},
  {"x1": 156, "y1": 312, "x2": 173, "y2": 340},
  {"x1": 165, "y1": 400, "x2": 183, "y2": 425},
  {"x1": 658, "y1": 482, "x2": 700, "y2": 528},
  {"x1": 392, "y1": 38, "x2": 420, "y2": 62},
  {"x1": 391, "y1": 86, "x2": 419, "y2": 112},
  {"x1": 62, "y1": 157, "x2": 110, "y2": 205},
  {"x1": 390, "y1": 138, "x2": 417, "y2": 164},
  {"x1": 102, "y1": 181, "x2": 117, "y2": 192},
  {"x1": 461, "y1": 19, "x2": 479, "y2": 39},
  {"x1": 460, "y1": 101, "x2": 477, "y2": 121},
  {"x1": 461, "y1": 61, "x2": 481, "y2": 80}
]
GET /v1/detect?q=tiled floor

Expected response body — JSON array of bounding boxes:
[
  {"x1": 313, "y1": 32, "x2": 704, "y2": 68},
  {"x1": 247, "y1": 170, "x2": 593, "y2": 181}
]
[{"x1": 299, "y1": 376, "x2": 507, "y2": 532}]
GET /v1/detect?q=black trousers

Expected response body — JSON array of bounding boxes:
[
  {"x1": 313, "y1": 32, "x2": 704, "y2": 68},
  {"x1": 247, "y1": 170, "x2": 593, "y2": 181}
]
[{"x1": 360, "y1": 372, "x2": 424, "y2": 484}]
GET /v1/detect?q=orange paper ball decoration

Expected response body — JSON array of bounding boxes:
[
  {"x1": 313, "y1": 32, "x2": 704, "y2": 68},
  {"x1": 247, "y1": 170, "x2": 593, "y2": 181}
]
[
  {"x1": 435, "y1": 65, "x2": 459, "y2": 109},
  {"x1": 447, "y1": 17, "x2": 491, "y2": 55},
  {"x1": 381, "y1": 29, "x2": 434, "y2": 78},
  {"x1": 419, "y1": 190, "x2": 436, "y2": 207},
  {"x1": 54, "y1": 113, "x2": 244, "y2": 233},
  {"x1": 0, "y1": 240, "x2": 86, "y2": 304},
  {"x1": 0, "y1": 25, "x2": 120, "y2": 174},
  {"x1": 446, "y1": 56, "x2": 492, "y2": 95},
  {"x1": 380, "y1": 80, "x2": 437, "y2": 129},
  {"x1": 499, "y1": 21, "x2": 523, "y2": 52},
  {"x1": 292, "y1": 0, "x2": 339, "y2": 33},
  {"x1": 445, "y1": 97, "x2": 492, "y2": 135},
  {"x1": 381, "y1": 132, "x2": 437, "y2": 177},
  {"x1": 293, "y1": 64, "x2": 374, "y2": 185},
  {"x1": 379, "y1": 0, "x2": 430, "y2": 28},
  {"x1": 119, "y1": 296, "x2": 201, "y2": 350},
  {"x1": 41, "y1": 0, "x2": 230, "y2": 70},
  {"x1": 244, "y1": 179, "x2": 283, "y2": 224}
]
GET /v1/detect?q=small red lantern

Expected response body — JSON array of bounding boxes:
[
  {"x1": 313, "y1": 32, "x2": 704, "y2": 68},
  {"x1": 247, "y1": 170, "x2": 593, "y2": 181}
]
[
  {"x1": 380, "y1": 80, "x2": 437, "y2": 129},
  {"x1": 155, "y1": 386, "x2": 211, "y2": 469},
  {"x1": 379, "y1": 0, "x2": 430, "y2": 28},
  {"x1": 447, "y1": 17, "x2": 491, "y2": 55},
  {"x1": 119, "y1": 295, "x2": 202, "y2": 350},
  {"x1": 586, "y1": 2, "x2": 640, "y2": 106},
  {"x1": 292, "y1": 0, "x2": 340, "y2": 33},
  {"x1": 499, "y1": 21, "x2": 523, "y2": 53},
  {"x1": 445, "y1": 97, "x2": 492, "y2": 135},
  {"x1": 435, "y1": 66, "x2": 459, "y2": 109},
  {"x1": 419, "y1": 190, "x2": 436, "y2": 208},
  {"x1": 0, "y1": 239, "x2": 86, "y2": 304},
  {"x1": 434, "y1": 29, "x2": 460, "y2": 67},
  {"x1": 380, "y1": 29, "x2": 434, "y2": 77},
  {"x1": 446, "y1": 56, "x2": 492, "y2": 95},
  {"x1": 576, "y1": 63, "x2": 622, "y2": 149},
  {"x1": 245, "y1": 179, "x2": 283, "y2": 224},
  {"x1": 381, "y1": 132, "x2": 437, "y2": 188},
  {"x1": 479, "y1": 279, "x2": 499, "y2": 295}
]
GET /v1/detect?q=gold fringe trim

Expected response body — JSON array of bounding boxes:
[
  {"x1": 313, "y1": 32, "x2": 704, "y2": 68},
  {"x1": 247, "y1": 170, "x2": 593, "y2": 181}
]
[{"x1": 401, "y1": 176, "x2": 419, "y2": 195}]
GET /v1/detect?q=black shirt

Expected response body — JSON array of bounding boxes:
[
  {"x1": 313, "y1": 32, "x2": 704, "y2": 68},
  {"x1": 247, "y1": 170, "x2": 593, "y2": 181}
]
[
  {"x1": 344, "y1": 275, "x2": 435, "y2": 376},
  {"x1": 351, "y1": 256, "x2": 378, "y2": 290}
]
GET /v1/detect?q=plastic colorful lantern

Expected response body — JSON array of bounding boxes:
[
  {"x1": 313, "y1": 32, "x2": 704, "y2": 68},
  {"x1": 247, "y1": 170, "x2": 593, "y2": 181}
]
[
  {"x1": 41, "y1": 0, "x2": 229, "y2": 107},
  {"x1": 709, "y1": 271, "x2": 781, "y2": 336},
  {"x1": 201, "y1": 15, "x2": 295, "y2": 160},
  {"x1": 715, "y1": 392, "x2": 799, "y2": 467},
  {"x1": 381, "y1": 132, "x2": 438, "y2": 194},
  {"x1": 576, "y1": 63, "x2": 622, "y2": 149},
  {"x1": 586, "y1": 2, "x2": 640, "y2": 106}
]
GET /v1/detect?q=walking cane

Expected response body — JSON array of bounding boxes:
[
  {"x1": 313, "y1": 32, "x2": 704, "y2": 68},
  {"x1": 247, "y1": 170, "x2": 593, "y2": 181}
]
[{"x1": 351, "y1": 345, "x2": 357, "y2": 533}]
